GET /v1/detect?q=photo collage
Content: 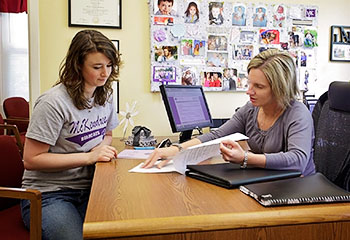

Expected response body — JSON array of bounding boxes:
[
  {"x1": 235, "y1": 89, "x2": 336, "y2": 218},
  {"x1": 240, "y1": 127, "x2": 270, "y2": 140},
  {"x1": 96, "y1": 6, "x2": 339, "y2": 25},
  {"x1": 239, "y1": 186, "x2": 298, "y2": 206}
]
[{"x1": 149, "y1": 0, "x2": 319, "y2": 94}]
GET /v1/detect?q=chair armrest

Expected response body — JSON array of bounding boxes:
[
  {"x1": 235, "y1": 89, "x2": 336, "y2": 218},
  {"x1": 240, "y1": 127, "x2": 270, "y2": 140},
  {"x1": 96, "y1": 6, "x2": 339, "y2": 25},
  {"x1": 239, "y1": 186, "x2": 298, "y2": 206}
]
[
  {"x1": 4, "y1": 117, "x2": 30, "y2": 122},
  {"x1": 0, "y1": 124, "x2": 24, "y2": 155},
  {"x1": 4, "y1": 117, "x2": 30, "y2": 125},
  {"x1": 0, "y1": 187, "x2": 42, "y2": 240}
]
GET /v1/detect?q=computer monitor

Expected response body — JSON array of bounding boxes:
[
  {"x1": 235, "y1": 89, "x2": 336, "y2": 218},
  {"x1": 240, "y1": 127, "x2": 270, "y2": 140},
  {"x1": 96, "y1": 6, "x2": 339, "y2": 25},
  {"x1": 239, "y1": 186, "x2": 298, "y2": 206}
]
[{"x1": 159, "y1": 84, "x2": 213, "y2": 143}]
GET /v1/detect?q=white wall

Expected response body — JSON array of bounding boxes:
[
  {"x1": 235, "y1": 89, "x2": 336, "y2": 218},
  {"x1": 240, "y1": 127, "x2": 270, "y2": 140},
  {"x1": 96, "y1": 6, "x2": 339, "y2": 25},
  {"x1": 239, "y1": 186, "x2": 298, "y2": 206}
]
[{"x1": 30, "y1": 0, "x2": 350, "y2": 138}]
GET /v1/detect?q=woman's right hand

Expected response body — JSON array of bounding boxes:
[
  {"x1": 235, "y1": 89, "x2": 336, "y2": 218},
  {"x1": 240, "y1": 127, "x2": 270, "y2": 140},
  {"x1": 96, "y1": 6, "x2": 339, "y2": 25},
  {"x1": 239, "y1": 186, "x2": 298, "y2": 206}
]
[
  {"x1": 142, "y1": 138, "x2": 201, "y2": 169},
  {"x1": 142, "y1": 146, "x2": 179, "y2": 169}
]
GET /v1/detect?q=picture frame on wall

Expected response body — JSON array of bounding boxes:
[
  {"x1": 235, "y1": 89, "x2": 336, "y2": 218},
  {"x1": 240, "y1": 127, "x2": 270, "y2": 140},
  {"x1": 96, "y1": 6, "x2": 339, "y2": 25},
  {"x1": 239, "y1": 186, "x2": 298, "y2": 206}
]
[
  {"x1": 111, "y1": 40, "x2": 120, "y2": 51},
  {"x1": 111, "y1": 40, "x2": 120, "y2": 112},
  {"x1": 68, "y1": 0, "x2": 122, "y2": 29},
  {"x1": 113, "y1": 81, "x2": 120, "y2": 113},
  {"x1": 330, "y1": 25, "x2": 350, "y2": 62}
]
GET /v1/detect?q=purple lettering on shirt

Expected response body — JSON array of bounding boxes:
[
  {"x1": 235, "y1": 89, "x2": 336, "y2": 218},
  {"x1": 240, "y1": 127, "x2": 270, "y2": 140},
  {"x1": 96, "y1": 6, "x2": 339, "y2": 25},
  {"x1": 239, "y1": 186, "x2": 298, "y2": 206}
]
[
  {"x1": 69, "y1": 116, "x2": 108, "y2": 134},
  {"x1": 66, "y1": 127, "x2": 106, "y2": 147}
]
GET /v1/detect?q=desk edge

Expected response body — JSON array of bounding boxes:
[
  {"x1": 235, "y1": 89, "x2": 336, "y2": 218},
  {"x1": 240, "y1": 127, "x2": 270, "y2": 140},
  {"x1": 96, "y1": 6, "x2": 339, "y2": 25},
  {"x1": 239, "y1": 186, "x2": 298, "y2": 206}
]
[{"x1": 83, "y1": 205, "x2": 350, "y2": 239}]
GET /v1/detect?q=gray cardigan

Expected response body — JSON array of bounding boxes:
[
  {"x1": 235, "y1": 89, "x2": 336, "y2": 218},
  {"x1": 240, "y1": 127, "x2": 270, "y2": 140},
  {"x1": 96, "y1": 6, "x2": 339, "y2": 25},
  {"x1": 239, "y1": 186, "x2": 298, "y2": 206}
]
[{"x1": 198, "y1": 100, "x2": 316, "y2": 176}]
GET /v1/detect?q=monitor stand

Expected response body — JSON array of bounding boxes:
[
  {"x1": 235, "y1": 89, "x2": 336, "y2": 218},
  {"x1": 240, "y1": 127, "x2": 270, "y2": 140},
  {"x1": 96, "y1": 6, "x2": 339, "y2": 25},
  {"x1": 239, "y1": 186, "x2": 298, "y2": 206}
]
[{"x1": 179, "y1": 130, "x2": 193, "y2": 143}]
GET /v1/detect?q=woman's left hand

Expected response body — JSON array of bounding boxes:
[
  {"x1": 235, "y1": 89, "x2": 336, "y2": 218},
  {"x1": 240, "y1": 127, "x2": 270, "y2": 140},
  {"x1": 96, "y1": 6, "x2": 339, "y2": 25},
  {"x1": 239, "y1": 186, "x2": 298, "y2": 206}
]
[
  {"x1": 89, "y1": 145, "x2": 117, "y2": 163},
  {"x1": 219, "y1": 139, "x2": 245, "y2": 164}
]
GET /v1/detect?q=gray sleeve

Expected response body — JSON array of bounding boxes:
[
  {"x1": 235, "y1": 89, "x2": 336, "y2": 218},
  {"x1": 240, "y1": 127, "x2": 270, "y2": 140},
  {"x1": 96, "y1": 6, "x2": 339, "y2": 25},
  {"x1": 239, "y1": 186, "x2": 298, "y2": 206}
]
[
  {"x1": 26, "y1": 100, "x2": 64, "y2": 146},
  {"x1": 197, "y1": 102, "x2": 250, "y2": 143},
  {"x1": 265, "y1": 103, "x2": 314, "y2": 173}
]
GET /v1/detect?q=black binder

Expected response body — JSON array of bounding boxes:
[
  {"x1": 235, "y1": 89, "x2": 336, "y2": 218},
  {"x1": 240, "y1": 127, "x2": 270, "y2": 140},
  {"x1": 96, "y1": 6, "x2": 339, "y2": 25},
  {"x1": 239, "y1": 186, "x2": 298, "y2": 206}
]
[
  {"x1": 185, "y1": 163, "x2": 301, "y2": 189},
  {"x1": 240, "y1": 172, "x2": 350, "y2": 206}
]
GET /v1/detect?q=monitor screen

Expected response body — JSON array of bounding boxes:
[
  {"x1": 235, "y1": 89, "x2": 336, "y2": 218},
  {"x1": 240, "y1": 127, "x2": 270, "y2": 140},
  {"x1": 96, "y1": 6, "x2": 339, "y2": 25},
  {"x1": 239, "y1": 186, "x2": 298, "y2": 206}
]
[{"x1": 160, "y1": 85, "x2": 213, "y2": 142}]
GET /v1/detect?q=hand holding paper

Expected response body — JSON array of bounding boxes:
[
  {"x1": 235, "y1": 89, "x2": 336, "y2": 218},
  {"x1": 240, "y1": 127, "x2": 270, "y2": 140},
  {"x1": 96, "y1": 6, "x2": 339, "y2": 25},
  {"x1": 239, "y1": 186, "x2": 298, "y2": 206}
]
[
  {"x1": 172, "y1": 133, "x2": 249, "y2": 174},
  {"x1": 131, "y1": 133, "x2": 248, "y2": 174}
]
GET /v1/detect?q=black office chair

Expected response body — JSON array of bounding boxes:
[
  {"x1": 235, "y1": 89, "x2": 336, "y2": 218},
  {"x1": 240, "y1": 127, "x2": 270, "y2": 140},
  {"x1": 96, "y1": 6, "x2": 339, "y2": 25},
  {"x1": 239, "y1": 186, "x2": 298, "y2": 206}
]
[{"x1": 312, "y1": 81, "x2": 350, "y2": 191}]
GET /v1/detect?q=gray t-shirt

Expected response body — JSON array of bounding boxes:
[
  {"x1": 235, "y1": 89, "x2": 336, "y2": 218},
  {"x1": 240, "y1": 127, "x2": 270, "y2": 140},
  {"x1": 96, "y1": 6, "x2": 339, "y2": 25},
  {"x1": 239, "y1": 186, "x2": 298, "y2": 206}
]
[
  {"x1": 22, "y1": 84, "x2": 119, "y2": 192},
  {"x1": 198, "y1": 100, "x2": 315, "y2": 176}
]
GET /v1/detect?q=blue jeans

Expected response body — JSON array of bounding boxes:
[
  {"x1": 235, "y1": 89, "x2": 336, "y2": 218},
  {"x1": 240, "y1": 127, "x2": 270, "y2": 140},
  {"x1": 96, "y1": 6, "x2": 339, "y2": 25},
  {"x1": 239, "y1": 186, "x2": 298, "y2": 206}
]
[{"x1": 21, "y1": 189, "x2": 90, "y2": 240}]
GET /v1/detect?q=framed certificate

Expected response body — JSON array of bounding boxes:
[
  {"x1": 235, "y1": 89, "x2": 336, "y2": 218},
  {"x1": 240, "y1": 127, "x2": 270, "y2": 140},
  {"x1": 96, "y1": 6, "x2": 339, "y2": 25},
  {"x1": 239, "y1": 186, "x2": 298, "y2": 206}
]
[{"x1": 68, "y1": 0, "x2": 122, "y2": 29}]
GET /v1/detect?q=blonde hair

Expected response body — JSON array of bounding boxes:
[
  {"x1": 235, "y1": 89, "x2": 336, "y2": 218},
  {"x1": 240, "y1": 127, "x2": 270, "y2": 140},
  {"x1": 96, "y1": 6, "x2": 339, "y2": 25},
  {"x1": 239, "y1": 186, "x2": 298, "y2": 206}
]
[{"x1": 247, "y1": 49, "x2": 299, "y2": 108}]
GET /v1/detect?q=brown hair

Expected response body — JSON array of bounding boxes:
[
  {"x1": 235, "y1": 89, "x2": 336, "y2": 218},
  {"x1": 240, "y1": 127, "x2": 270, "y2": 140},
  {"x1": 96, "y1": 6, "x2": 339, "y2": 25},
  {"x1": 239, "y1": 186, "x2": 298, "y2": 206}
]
[
  {"x1": 57, "y1": 30, "x2": 121, "y2": 110},
  {"x1": 185, "y1": 2, "x2": 199, "y2": 19},
  {"x1": 158, "y1": 0, "x2": 173, "y2": 5}
]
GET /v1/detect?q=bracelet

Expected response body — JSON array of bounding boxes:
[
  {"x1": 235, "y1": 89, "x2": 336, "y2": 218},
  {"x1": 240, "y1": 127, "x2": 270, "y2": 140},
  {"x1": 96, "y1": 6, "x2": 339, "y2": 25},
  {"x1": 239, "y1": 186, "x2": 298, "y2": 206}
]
[
  {"x1": 172, "y1": 143, "x2": 183, "y2": 152},
  {"x1": 240, "y1": 151, "x2": 248, "y2": 169}
]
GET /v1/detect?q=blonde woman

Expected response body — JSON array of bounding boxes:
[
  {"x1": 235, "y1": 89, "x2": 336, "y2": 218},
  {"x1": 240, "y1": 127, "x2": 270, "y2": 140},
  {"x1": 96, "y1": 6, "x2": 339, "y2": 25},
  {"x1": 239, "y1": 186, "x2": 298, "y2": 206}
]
[{"x1": 143, "y1": 49, "x2": 315, "y2": 177}]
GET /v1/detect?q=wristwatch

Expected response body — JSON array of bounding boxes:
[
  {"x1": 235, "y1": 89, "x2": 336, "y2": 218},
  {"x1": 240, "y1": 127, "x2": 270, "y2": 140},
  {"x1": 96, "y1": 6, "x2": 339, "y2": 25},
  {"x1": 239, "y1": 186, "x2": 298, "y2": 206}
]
[
  {"x1": 240, "y1": 151, "x2": 248, "y2": 169},
  {"x1": 172, "y1": 143, "x2": 184, "y2": 152}
]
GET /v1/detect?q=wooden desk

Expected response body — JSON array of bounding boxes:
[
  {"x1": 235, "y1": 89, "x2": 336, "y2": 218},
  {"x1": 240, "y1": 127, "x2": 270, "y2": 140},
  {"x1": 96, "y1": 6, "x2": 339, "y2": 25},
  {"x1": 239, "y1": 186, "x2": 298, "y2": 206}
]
[{"x1": 84, "y1": 138, "x2": 350, "y2": 239}]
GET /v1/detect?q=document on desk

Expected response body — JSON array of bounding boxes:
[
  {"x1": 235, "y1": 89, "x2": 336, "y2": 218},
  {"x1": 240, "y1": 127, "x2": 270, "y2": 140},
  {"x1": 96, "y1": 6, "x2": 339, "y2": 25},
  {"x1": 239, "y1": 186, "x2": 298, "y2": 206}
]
[
  {"x1": 129, "y1": 160, "x2": 177, "y2": 173},
  {"x1": 128, "y1": 133, "x2": 248, "y2": 174},
  {"x1": 117, "y1": 149, "x2": 154, "y2": 159},
  {"x1": 173, "y1": 133, "x2": 249, "y2": 174}
]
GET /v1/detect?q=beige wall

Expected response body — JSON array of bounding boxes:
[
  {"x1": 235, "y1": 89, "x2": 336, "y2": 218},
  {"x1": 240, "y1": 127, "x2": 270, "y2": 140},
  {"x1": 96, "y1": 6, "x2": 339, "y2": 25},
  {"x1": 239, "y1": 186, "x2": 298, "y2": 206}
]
[{"x1": 31, "y1": 0, "x2": 350, "y2": 138}]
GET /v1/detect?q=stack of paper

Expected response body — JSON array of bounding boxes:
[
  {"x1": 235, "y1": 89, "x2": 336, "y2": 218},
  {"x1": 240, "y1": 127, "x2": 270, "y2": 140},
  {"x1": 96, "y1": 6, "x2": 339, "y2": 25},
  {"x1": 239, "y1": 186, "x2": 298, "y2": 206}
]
[
  {"x1": 173, "y1": 133, "x2": 249, "y2": 174},
  {"x1": 117, "y1": 149, "x2": 154, "y2": 159},
  {"x1": 128, "y1": 133, "x2": 249, "y2": 174}
]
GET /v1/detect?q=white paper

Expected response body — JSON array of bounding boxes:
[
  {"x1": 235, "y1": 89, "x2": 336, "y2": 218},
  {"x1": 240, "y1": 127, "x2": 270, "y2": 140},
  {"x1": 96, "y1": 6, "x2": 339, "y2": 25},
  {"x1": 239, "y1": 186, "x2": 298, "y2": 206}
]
[
  {"x1": 189, "y1": 133, "x2": 249, "y2": 149},
  {"x1": 173, "y1": 133, "x2": 249, "y2": 174},
  {"x1": 117, "y1": 149, "x2": 154, "y2": 159},
  {"x1": 128, "y1": 133, "x2": 248, "y2": 175},
  {"x1": 172, "y1": 144, "x2": 221, "y2": 174},
  {"x1": 128, "y1": 160, "x2": 178, "y2": 173}
]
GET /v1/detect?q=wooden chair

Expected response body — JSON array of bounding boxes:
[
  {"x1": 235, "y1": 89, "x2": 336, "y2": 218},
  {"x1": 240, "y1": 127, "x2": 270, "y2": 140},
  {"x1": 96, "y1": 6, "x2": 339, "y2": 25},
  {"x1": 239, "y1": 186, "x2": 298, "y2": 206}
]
[
  {"x1": 0, "y1": 135, "x2": 42, "y2": 240},
  {"x1": 0, "y1": 113, "x2": 24, "y2": 155},
  {"x1": 3, "y1": 97, "x2": 30, "y2": 134}
]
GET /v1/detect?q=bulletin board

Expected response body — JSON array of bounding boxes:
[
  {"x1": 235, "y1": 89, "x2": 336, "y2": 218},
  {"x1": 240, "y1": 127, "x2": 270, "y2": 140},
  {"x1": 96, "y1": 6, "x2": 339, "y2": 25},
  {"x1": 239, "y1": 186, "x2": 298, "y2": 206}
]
[{"x1": 149, "y1": 1, "x2": 319, "y2": 95}]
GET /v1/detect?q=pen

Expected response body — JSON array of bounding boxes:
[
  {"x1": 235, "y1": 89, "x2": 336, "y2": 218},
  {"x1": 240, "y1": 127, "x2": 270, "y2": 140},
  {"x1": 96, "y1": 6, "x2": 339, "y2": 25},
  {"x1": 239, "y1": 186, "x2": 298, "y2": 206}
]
[{"x1": 134, "y1": 146, "x2": 155, "y2": 150}]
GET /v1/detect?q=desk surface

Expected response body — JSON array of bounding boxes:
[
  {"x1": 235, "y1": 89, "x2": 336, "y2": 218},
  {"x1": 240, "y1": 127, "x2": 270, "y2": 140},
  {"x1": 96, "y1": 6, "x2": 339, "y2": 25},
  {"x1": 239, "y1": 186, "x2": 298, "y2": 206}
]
[{"x1": 84, "y1": 138, "x2": 350, "y2": 239}]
